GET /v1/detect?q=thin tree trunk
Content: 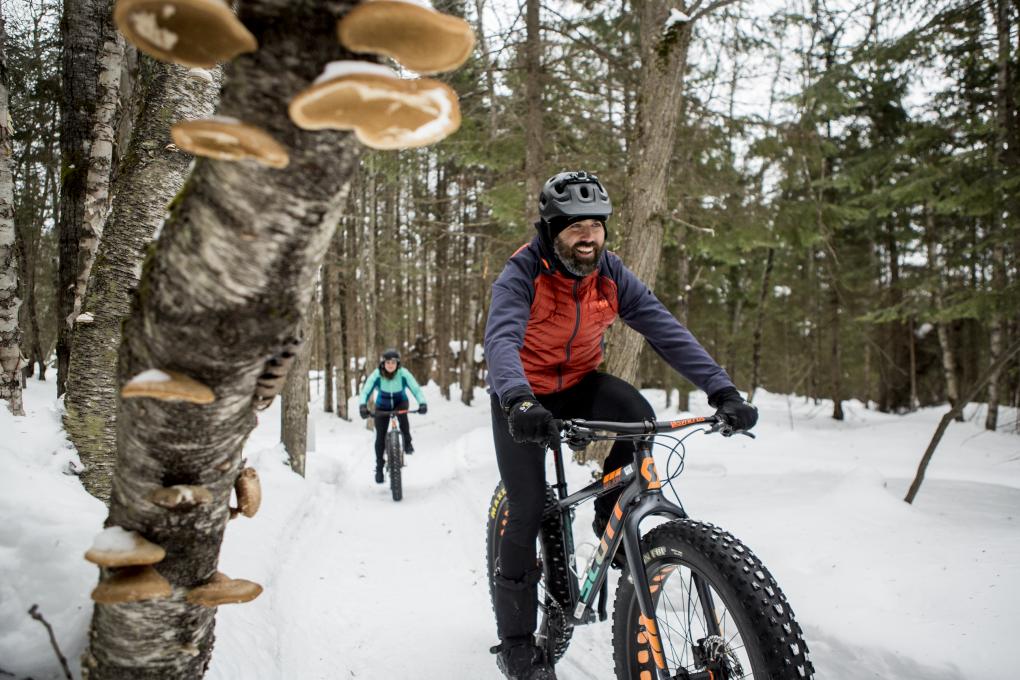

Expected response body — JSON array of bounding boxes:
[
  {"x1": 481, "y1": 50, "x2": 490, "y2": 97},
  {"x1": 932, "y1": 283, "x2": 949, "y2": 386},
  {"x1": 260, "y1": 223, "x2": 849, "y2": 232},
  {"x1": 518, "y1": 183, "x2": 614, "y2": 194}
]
[
  {"x1": 72, "y1": 2, "x2": 123, "y2": 325},
  {"x1": 523, "y1": 0, "x2": 543, "y2": 221},
  {"x1": 64, "y1": 59, "x2": 220, "y2": 503},
  {"x1": 0, "y1": 10, "x2": 26, "y2": 415},
  {"x1": 906, "y1": 336, "x2": 1020, "y2": 504},
  {"x1": 986, "y1": 0, "x2": 1013, "y2": 431},
  {"x1": 84, "y1": 3, "x2": 361, "y2": 676},
  {"x1": 57, "y1": 0, "x2": 105, "y2": 396},
  {"x1": 925, "y1": 208, "x2": 962, "y2": 418},
  {"x1": 282, "y1": 321, "x2": 311, "y2": 477},
  {"x1": 748, "y1": 247, "x2": 774, "y2": 404},
  {"x1": 322, "y1": 257, "x2": 335, "y2": 414}
]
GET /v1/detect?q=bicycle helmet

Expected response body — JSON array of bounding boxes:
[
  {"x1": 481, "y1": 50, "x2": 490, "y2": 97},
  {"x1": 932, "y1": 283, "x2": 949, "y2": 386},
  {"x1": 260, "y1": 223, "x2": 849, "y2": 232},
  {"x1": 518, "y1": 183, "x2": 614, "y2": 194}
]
[
  {"x1": 381, "y1": 348, "x2": 400, "y2": 362},
  {"x1": 538, "y1": 171, "x2": 612, "y2": 224}
]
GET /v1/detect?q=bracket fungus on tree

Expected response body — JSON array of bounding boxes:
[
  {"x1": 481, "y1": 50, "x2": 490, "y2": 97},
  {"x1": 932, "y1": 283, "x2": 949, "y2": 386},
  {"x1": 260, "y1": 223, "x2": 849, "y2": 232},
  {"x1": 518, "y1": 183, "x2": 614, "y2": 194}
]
[
  {"x1": 186, "y1": 572, "x2": 263, "y2": 607},
  {"x1": 91, "y1": 566, "x2": 173, "y2": 604},
  {"x1": 85, "y1": 526, "x2": 167, "y2": 568},
  {"x1": 288, "y1": 62, "x2": 461, "y2": 150},
  {"x1": 113, "y1": 0, "x2": 257, "y2": 69},
  {"x1": 232, "y1": 467, "x2": 261, "y2": 519},
  {"x1": 171, "y1": 118, "x2": 290, "y2": 168},
  {"x1": 337, "y1": 0, "x2": 476, "y2": 75},
  {"x1": 121, "y1": 368, "x2": 216, "y2": 404},
  {"x1": 146, "y1": 484, "x2": 214, "y2": 511}
]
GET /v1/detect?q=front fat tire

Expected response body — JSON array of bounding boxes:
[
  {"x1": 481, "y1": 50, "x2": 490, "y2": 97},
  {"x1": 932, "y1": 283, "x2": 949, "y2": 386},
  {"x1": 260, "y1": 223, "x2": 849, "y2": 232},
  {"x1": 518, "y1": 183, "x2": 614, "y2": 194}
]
[
  {"x1": 386, "y1": 432, "x2": 402, "y2": 501},
  {"x1": 611, "y1": 519, "x2": 814, "y2": 680},
  {"x1": 485, "y1": 482, "x2": 575, "y2": 662}
]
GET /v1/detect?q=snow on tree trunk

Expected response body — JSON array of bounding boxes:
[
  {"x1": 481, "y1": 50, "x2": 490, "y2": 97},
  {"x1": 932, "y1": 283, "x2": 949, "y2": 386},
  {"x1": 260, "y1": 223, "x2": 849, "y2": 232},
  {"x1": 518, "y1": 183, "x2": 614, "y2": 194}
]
[
  {"x1": 82, "y1": 2, "x2": 362, "y2": 677},
  {"x1": 64, "y1": 58, "x2": 220, "y2": 503},
  {"x1": 72, "y1": 3, "x2": 123, "y2": 327},
  {"x1": 57, "y1": 0, "x2": 106, "y2": 397},
  {"x1": 1, "y1": 10, "x2": 26, "y2": 416}
]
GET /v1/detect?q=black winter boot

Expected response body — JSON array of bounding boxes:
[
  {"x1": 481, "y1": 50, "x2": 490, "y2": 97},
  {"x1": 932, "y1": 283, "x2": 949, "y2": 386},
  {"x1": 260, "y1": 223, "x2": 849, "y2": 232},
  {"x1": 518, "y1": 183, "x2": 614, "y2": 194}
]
[
  {"x1": 374, "y1": 465, "x2": 384, "y2": 484},
  {"x1": 493, "y1": 638, "x2": 557, "y2": 680}
]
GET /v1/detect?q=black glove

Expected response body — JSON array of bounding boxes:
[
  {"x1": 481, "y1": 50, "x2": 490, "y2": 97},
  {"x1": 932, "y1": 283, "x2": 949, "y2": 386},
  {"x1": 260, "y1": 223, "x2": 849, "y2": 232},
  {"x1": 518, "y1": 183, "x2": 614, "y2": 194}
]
[
  {"x1": 418, "y1": 403, "x2": 428, "y2": 415},
  {"x1": 505, "y1": 393, "x2": 559, "y2": 445},
  {"x1": 359, "y1": 404, "x2": 370, "y2": 420},
  {"x1": 708, "y1": 387, "x2": 758, "y2": 432}
]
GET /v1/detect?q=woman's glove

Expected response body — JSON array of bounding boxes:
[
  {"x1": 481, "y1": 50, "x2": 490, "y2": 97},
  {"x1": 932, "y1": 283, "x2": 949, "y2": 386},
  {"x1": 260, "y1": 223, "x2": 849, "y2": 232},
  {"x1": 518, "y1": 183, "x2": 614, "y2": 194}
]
[
  {"x1": 708, "y1": 387, "x2": 758, "y2": 431},
  {"x1": 418, "y1": 403, "x2": 428, "y2": 415},
  {"x1": 359, "y1": 404, "x2": 370, "y2": 420}
]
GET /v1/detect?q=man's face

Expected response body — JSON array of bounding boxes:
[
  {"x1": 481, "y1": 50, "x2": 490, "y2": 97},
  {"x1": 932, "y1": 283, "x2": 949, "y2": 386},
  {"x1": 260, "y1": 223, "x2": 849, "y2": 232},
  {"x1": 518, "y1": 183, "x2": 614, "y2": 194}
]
[
  {"x1": 553, "y1": 219, "x2": 605, "y2": 276},
  {"x1": 384, "y1": 358, "x2": 398, "y2": 372}
]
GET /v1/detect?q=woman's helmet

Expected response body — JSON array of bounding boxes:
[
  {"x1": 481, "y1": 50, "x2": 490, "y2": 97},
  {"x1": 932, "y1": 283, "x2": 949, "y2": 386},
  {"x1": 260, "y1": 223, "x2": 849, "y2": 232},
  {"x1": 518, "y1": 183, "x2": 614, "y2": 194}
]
[
  {"x1": 381, "y1": 348, "x2": 400, "y2": 362},
  {"x1": 538, "y1": 171, "x2": 612, "y2": 223}
]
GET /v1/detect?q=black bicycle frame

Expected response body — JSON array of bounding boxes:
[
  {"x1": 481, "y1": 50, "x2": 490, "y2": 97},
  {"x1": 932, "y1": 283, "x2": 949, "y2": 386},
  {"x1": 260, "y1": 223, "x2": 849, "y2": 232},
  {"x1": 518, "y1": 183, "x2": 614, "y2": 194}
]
[{"x1": 546, "y1": 415, "x2": 724, "y2": 680}]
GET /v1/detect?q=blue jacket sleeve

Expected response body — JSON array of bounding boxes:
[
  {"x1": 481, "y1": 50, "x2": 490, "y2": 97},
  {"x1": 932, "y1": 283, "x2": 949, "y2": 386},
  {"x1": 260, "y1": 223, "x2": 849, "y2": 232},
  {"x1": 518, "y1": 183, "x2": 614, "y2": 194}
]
[
  {"x1": 609, "y1": 254, "x2": 734, "y2": 398},
  {"x1": 400, "y1": 368, "x2": 427, "y2": 405},
  {"x1": 359, "y1": 369, "x2": 380, "y2": 405},
  {"x1": 483, "y1": 248, "x2": 539, "y2": 406}
]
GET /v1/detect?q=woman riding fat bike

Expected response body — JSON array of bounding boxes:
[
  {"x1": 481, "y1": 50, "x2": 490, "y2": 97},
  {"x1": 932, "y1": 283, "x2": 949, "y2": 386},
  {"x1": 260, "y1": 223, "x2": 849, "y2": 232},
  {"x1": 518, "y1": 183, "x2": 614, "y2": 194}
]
[{"x1": 359, "y1": 348, "x2": 427, "y2": 484}]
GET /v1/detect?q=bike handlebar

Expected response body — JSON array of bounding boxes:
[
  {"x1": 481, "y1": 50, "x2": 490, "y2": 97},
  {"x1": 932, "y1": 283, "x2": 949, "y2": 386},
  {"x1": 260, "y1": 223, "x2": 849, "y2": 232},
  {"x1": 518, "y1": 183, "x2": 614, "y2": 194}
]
[
  {"x1": 371, "y1": 408, "x2": 423, "y2": 416},
  {"x1": 557, "y1": 414, "x2": 755, "y2": 448}
]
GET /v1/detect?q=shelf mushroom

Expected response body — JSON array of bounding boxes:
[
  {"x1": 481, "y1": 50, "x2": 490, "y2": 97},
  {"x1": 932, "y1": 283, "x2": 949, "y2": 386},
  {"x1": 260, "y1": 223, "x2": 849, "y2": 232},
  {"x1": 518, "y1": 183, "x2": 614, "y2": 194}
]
[
  {"x1": 186, "y1": 572, "x2": 263, "y2": 607},
  {"x1": 146, "y1": 485, "x2": 214, "y2": 511},
  {"x1": 113, "y1": 0, "x2": 257, "y2": 69},
  {"x1": 87, "y1": 527, "x2": 172, "y2": 604},
  {"x1": 289, "y1": 61, "x2": 461, "y2": 150},
  {"x1": 86, "y1": 526, "x2": 167, "y2": 568},
  {"x1": 171, "y1": 118, "x2": 290, "y2": 168},
  {"x1": 231, "y1": 467, "x2": 262, "y2": 519},
  {"x1": 337, "y1": 0, "x2": 476, "y2": 74},
  {"x1": 121, "y1": 369, "x2": 215, "y2": 404}
]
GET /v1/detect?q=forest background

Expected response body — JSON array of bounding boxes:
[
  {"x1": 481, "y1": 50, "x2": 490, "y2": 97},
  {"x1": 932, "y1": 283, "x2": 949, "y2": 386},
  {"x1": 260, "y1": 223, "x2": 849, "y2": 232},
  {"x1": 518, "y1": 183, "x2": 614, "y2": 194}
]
[{"x1": 0, "y1": 0, "x2": 1018, "y2": 675}]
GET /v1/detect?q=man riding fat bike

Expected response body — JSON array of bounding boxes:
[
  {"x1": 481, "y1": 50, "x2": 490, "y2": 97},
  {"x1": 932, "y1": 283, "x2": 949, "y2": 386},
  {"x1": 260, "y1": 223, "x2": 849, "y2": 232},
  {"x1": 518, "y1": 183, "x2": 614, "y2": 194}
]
[
  {"x1": 358, "y1": 348, "x2": 428, "y2": 483},
  {"x1": 482, "y1": 170, "x2": 758, "y2": 680}
]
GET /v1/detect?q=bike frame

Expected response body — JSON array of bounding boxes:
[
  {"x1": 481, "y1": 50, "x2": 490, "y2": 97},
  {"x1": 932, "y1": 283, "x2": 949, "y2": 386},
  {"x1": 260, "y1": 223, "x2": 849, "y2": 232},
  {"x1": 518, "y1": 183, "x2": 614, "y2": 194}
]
[{"x1": 546, "y1": 415, "x2": 725, "y2": 680}]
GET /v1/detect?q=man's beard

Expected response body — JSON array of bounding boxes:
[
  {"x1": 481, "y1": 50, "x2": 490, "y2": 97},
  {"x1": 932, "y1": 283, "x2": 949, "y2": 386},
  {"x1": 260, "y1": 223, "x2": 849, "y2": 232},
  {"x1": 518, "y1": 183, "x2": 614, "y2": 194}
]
[{"x1": 553, "y1": 237, "x2": 603, "y2": 277}]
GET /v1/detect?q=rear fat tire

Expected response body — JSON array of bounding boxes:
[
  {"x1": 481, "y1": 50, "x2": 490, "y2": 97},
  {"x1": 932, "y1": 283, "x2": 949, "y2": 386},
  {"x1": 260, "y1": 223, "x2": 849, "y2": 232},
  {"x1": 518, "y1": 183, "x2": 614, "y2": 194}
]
[
  {"x1": 386, "y1": 431, "x2": 402, "y2": 501},
  {"x1": 486, "y1": 482, "x2": 575, "y2": 662},
  {"x1": 611, "y1": 519, "x2": 813, "y2": 680}
]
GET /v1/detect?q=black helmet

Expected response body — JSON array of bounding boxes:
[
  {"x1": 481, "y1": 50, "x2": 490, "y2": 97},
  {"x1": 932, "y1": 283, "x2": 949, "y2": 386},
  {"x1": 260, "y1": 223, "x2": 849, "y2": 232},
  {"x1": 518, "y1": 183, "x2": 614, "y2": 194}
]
[
  {"x1": 538, "y1": 171, "x2": 612, "y2": 223},
  {"x1": 381, "y1": 348, "x2": 400, "y2": 361}
]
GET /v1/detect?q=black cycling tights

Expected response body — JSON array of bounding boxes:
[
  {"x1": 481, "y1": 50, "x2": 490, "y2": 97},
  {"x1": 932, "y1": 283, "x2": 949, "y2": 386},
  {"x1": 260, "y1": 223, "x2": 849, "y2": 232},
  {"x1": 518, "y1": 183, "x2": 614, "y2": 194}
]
[
  {"x1": 374, "y1": 399, "x2": 412, "y2": 467},
  {"x1": 491, "y1": 371, "x2": 654, "y2": 581}
]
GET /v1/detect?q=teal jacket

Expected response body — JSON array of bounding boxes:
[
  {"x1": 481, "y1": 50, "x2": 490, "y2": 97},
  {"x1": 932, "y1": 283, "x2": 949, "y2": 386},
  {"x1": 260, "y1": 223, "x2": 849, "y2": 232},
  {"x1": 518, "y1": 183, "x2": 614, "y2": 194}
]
[{"x1": 359, "y1": 367, "x2": 427, "y2": 411}]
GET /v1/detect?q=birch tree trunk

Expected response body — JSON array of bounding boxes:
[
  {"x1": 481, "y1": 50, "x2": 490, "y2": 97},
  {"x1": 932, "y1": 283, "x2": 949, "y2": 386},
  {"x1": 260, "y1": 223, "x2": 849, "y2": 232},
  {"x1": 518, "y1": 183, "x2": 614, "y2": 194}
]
[
  {"x1": 282, "y1": 324, "x2": 310, "y2": 477},
  {"x1": 57, "y1": 0, "x2": 105, "y2": 396},
  {"x1": 603, "y1": 0, "x2": 696, "y2": 387},
  {"x1": 83, "y1": 2, "x2": 361, "y2": 676},
  {"x1": 0, "y1": 10, "x2": 25, "y2": 416},
  {"x1": 72, "y1": 1, "x2": 123, "y2": 325},
  {"x1": 748, "y1": 247, "x2": 774, "y2": 404},
  {"x1": 64, "y1": 58, "x2": 220, "y2": 503}
]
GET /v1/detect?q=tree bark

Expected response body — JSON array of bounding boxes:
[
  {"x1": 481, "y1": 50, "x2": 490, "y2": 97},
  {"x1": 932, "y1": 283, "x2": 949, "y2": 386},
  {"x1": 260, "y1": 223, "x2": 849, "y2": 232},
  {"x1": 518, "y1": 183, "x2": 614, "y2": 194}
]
[
  {"x1": 925, "y1": 208, "x2": 962, "y2": 418},
  {"x1": 0, "y1": 10, "x2": 26, "y2": 415},
  {"x1": 603, "y1": 1, "x2": 696, "y2": 388},
  {"x1": 282, "y1": 322, "x2": 310, "y2": 477},
  {"x1": 322, "y1": 257, "x2": 335, "y2": 414},
  {"x1": 83, "y1": 2, "x2": 361, "y2": 677},
  {"x1": 72, "y1": 1, "x2": 123, "y2": 326},
  {"x1": 57, "y1": 0, "x2": 105, "y2": 396},
  {"x1": 64, "y1": 58, "x2": 220, "y2": 503}
]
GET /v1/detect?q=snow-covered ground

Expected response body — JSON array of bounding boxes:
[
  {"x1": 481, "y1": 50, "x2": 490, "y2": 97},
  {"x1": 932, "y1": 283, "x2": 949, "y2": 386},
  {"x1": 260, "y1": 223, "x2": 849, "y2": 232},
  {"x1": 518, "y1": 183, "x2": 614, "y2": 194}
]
[{"x1": 1, "y1": 378, "x2": 1018, "y2": 679}]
